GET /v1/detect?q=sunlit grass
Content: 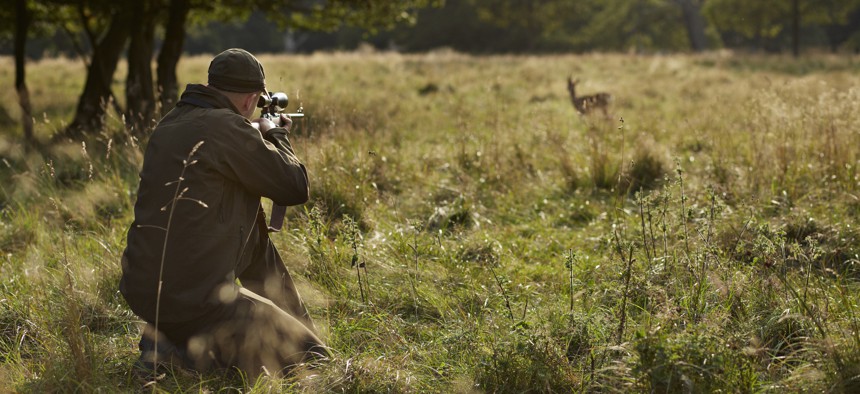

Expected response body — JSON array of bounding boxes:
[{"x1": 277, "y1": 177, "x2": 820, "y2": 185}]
[{"x1": 1, "y1": 51, "x2": 860, "y2": 392}]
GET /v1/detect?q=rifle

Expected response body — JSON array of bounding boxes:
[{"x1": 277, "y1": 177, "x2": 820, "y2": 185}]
[
  {"x1": 256, "y1": 91, "x2": 304, "y2": 232},
  {"x1": 258, "y1": 91, "x2": 304, "y2": 121}
]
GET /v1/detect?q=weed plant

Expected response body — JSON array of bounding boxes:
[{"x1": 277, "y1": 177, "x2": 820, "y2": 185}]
[{"x1": 1, "y1": 52, "x2": 860, "y2": 392}]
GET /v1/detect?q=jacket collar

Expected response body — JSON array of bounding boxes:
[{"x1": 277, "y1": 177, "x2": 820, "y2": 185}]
[{"x1": 177, "y1": 84, "x2": 242, "y2": 115}]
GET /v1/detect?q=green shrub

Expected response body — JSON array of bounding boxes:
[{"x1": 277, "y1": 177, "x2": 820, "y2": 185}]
[
  {"x1": 634, "y1": 331, "x2": 758, "y2": 393},
  {"x1": 476, "y1": 330, "x2": 579, "y2": 393},
  {"x1": 623, "y1": 148, "x2": 666, "y2": 194}
]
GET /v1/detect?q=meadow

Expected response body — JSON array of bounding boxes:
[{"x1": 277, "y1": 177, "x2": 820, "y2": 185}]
[{"x1": 2, "y1": 51, "x2": 860, "y2": 392}]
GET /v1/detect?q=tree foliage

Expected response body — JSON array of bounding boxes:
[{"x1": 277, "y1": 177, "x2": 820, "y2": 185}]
[
  {"x1": 284, "y1": 0, "x2": 441, "y2": 32},
  {"x1": 468, "y1": 0, "x2": 585, "y2": 50},
  {"x1": 575, "y1": 0, "x2": 690, "y2": 51},
  {"x1": 311, "y1": 0, "x2": 858, "y2": 54},
  {"x1": 0, "y1": 1, "x2": 57, "y2": 42},
  {"x1": 704, "y1": 0, "x2": 860, "y2": 51},
  {"x1": 2, "y1": 0, "x2": 441, "y2": 139}
]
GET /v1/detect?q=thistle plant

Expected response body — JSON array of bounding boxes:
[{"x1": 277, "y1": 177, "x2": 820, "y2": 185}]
[
  {"x1": 407, "y1": 219, "x2": 422, "y2": 319},
  {"x1": 489, "y1": 256, "x2": 514, "y2": 322},
  {"x1": 675, "y1": 159, "x2": 692, "y2": 265},
  {"x1": 344, "y1": 214, "x2": 369, "y2": 304},
  {"x1": 612, "y1": 228, "x2": 635, "y2": 344},
  {"x1": 636, "y1": 192, "x2": 653, "y2": 267},
  {"x1": 616, "y1": 117, "x2": 626, "y2": 194},
  {"x1": 306, "y1": 204, "x2": 326, "y2": 260},
  {"x1": 564, "y1": 249, "x2": 575, "y2": 314}
]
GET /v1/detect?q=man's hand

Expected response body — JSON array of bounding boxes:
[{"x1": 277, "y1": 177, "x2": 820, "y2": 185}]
[
  {"x1": 277, "y1": 114, "x2": 293, "y2": 133},
  {"x1": 252, "y1": 117, "x2": 276, "y2": 133},
  {"x1": 252, "y1": 114, "x2": 292, "y2": 134}
]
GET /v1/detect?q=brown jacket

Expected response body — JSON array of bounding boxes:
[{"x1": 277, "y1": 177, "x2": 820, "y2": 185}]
[{"x1": 120, "y1": 84, "x2": 309, "y2": 323}]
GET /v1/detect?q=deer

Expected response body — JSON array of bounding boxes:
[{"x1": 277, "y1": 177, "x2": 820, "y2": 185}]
[{"x1": 567, "y1": 77, "x2": 612, "y2": 117}]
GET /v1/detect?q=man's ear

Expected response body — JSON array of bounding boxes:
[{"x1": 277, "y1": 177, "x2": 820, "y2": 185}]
[{"x1": 245, "y1": 93, "x2": 258, "y2": 112}]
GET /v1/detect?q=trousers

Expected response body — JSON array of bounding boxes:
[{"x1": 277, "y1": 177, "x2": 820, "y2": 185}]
[{"x1": 151, "y1": 235, "x2": 328, "y2": 378}]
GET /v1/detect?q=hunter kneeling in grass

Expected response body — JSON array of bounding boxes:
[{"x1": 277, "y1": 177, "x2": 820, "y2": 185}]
[{"x1": 119, "y1": 48, "x2": 328, "y2": 379}]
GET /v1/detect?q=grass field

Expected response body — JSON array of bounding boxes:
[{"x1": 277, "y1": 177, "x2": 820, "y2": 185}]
[{"x1": 2, "y1": 51, "x2": 860, "y2": 392}]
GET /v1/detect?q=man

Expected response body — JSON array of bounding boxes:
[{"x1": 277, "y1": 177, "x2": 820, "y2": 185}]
[{"x1": 120, "y1": 48, "x2": 327, "y2": 378}]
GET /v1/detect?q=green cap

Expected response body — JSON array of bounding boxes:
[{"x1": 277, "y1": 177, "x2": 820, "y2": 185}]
[{"x1": 208, "y1": 48, "x2": 266, "y2": 93}]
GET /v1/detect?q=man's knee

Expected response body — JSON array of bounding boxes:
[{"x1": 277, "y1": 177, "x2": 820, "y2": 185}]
[{"x1": 184, "y1": 293, "x2": 328, "y2": 376}]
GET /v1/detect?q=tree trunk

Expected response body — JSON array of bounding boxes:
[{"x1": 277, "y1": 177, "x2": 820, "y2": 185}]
[
  {"x1": 676, "y1": 0, "x2": 708, "y2": 52},
  {"x1": 157, "y1": 0, "x2": 191, "y2": 117},
  {"x1": 64, "y1": 8, "x2": 132, "y2": 140},
  {"x1": 126, "y1": 1, "x2": 158, "y2": 136},
  {"x1": 14, "y1": 0, "x2": 34, "y2": 145}
]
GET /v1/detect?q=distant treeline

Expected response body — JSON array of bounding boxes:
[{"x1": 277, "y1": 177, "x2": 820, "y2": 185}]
[
  {"x1": 221, "y1": 0, "x2": 860, "y2": 55},
  {"x1": 6, "y1": 0, "x2": 860, "y2": 58},
  {"x1": 4, "y1": 0, "x2": 860, "y2": 144}
]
